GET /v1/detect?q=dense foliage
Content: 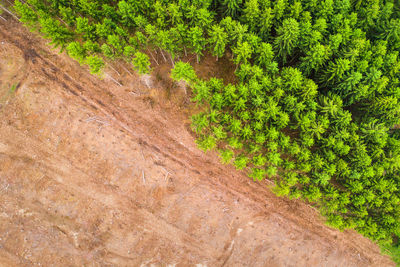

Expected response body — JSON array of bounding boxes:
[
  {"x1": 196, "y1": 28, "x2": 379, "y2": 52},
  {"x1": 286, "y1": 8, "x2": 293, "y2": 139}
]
[{"x1": 12, "y1": 0, "x2": 400, "y2": 254}]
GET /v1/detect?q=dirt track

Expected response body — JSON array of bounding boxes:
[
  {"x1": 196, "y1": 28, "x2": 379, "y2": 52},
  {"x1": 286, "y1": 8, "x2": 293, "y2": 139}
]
[{"x1": 0, "y1": 17, "x2": 395, "y2": 266}]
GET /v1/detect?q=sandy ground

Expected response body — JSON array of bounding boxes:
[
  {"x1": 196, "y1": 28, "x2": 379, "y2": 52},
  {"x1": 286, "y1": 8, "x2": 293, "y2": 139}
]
[{"x1": 0, "y1": 17, "x2": 395, "y2": 267}]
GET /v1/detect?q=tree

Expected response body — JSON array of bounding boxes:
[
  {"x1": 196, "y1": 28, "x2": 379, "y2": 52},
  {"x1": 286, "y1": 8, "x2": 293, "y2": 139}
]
[
  {"x1": 77, "y1": 0, "x2": 100, "y2": 20},
  {"x1": 230, "y1": 22, "x2": 248, "y2": 45},
  {"x1": 266, "y1": 166, "x2": 278, "y2": 177},
  {"x1": 83, "y1": 40, "x2": 100, "y2": 53},
  {"x1": 101, "y1": 44, "x2": 115, "y2": 59},
  {"x1": 380, "y1": 18, "x2": 400, "y2": 49},
  {"x1": 188, "y1": 26, "x2": 207, "y2": 63},
  {"x1": 229, "y1": 118, "x2": 242, "y2": 135},
  {"x1": 155, "y1": 30, "x2": 172, "y2": 63},
  {"x1": 234, "y1": 154, "x2": 248, "y2": 169},
  {"x1": 272, "y1": 182, "x2": 291, "y2": 197},
  {"x1": 59, "y1": 6, "x2": 76, "y2": 27},
  {"x1": 281, "y1": 67, "x2": 303, "y2": 92},
  {"x1": 192, "y1": 81, "x2": 211, "y2": 104},
  {"x1": 123, "y1": 46, "x2": 136, "y2": 58},
  {"x1": 319, "y1": 94, "x2": 342, "y2": 116},
  {"x1": 322, "y1": 58, "x2": 351, "y2": 83},
  {"x1": 274, "y1": 18, "x2": 300, "y2": 62},
  {"x1": 39, "y1": 16, "x2": 73, "y2": 50},
  {"x1": 155, "y1": 30, "x2": 171, "y2": 62},
  {"x1": 267, "y1": 152, "x2": 282, "y2": 166},
  {"x1": 132, "y1": 51, "x2": 151, "y2": 74},
  {"x1": 95, "y1": 19, "x2": 114, "y2": 39},
  {"x1": 223, "y1": 84, "x2": 238, "y2": 104},
  {"x1": 66, "y1": 41, "x2": 86, "y2": 64},
  {"x1": 232, "y1": 41, "x2": 252, "y2": 67},
  {"x1": 241, "y1": 125, "x2": 253, "y2": 139},
  {"x1": 219, "y1": 149, "x2": 234, "y2": 164},
  {"x1": 208, "y1": 25, "x2": 228, "y2": 61},
  {"x1": 249, "y1": 167, "x2": 266, "y2": 181},
  {"x1": 221, "y1": 0, "x2": 242, "y2": 19},
  {"x1": 86, "y1": 55, "x2": 104, "y2": 75},
  {"x1": 176, "y1": 23, "x2": 189, "y2": 56},
  {"x1": 166, "y1": 28, "x2": 182, "y2": 65},
  {"x1": 210, "y1": 93, "x2": 225, "y2": 110},
  {"x1": 75, "y1": 17, "x2": 96, "y2": 41},
  {"x1": 213, "y1": 125, "x2": 227, "y2": 139},
  {"x1": 107, "y1": 34, "x2": 125, "y2": 56},
  {"x1": 273, "y1": 0, "x2": 286, "y2": 21},
  {"x1": 256, "y1": 42, "x2": 274, "y2": 69},
  {"x1": 167, "y1": 3, "x2": 183, "y2": 25},
  {"x1": 191, "y1": 112, "x2": 209, "y2": 134},
  {"x1": 14, "y1": 0, "x2": 38, "y2": 26},
  {"x1": 258, "y1": 7, "x2": 274, "y2": 39},
  {"x1": 196, "y1": 135, "x2": 217, "y2": 152},
  {"x1": 299, "y1": 43, "x2": 330, "y2": 75},
  {"x1": 171, "y1": 62, "x2": 197, "y2": 84},
  {"x1": 193, "y1": 8, "x2": 213, "y2": 29},
  {"x1": 117, "y1": 0, "x2": 136, "y2": 27},
  {"x1": 242, "y1": 0, "x2": 260, "y2": 32},
  {"x1": 275, "y1": 112, "x2": 290, "y2": 129}
]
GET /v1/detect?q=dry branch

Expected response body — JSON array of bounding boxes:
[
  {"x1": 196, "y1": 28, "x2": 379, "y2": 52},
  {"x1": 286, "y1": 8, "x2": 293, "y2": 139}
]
[
  {"x1": 106, "y1": 73, "x2": 122, "y2": 87},
  {"x1": 0, "y1": 5, "x2": 19, "y2": 20},
  {"x1": 142, "y1": 170, "x2": 146, "y2": 184}
]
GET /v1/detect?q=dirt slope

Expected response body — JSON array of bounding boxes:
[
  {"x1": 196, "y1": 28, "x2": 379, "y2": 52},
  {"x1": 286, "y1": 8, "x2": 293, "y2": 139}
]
[{"x1": 0, "y1": 18, "x2": 394, "y2": 267}]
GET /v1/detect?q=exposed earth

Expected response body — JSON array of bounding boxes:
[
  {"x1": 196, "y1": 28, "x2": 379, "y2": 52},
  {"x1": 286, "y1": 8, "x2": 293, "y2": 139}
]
[{"x1": 0, "y1": 17, "x2": 395, "y2": 266}]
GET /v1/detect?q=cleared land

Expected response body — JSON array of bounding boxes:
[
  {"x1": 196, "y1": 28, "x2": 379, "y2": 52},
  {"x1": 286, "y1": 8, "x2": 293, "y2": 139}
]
[{"x1": 0, "y1": 18, "x2": 394, "y2": 266}]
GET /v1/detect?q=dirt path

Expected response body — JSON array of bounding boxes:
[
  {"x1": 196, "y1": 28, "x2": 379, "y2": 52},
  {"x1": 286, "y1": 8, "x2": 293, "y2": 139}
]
[{"x1": 0, "y1": 18, "x2": 394, "y2": 266}]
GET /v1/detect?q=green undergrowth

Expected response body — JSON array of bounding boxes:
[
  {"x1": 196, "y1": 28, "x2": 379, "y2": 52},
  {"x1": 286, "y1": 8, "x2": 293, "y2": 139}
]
[
  {"x1": 381, "y1": 242, "x2": 400, "y2": 266},
  {"x1": 10, "y1": 0, "x2": 400, "y2": 263}
]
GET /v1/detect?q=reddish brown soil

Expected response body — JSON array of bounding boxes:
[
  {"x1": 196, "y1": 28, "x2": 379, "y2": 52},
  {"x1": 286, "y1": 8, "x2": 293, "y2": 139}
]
[{"x1": 0, "y1": 17, "x2": 395, "y2": 266}]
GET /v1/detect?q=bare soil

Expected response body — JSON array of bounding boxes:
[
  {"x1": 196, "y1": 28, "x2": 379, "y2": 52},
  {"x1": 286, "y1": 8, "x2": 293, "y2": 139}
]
[{"x1": 0, "y1": 17, "x2": 394, "y2": 266}]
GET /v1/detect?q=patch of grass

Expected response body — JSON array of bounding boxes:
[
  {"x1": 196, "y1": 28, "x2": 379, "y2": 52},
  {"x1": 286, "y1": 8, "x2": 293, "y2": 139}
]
[
  {"x1": 10, "y1": 84, "x2": 17, "y2": 93},
  {"x1": 380, "y1": 243, "x2": 400, "y2": 266}
]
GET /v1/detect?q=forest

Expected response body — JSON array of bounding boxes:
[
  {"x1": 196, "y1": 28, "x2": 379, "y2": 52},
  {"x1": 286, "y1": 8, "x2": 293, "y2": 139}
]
[{"x1": 9, "y1": 0, "x2": 400, "y2": 262}]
